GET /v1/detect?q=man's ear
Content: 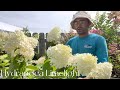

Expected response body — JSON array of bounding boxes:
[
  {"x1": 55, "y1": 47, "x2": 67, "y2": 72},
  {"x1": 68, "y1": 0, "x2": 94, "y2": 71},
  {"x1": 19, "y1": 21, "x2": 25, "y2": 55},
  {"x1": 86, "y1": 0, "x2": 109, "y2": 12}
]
[
  {"x1": 88, "y1": 19, "x2": 94, "y2": 27},
  {"x1": 87, "y1": 20, "x2": 91, "y2": 28},
  {"x1": 70, "y1": 21, "x2": 74, "y2": 29}
]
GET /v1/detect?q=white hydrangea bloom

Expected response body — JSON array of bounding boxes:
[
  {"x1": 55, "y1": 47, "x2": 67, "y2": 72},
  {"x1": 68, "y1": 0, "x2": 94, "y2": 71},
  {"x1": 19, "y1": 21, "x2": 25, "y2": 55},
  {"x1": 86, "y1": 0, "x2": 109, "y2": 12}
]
[
  {"x1": 4, "y1": 30, "x2": 38, "y2": 60},
  {"x1": 32, "y1": 56, "x2": 46, "y2": 64},
  {"x1": 47, "y1": 27, "x2": 61, "y2": 44},
  {"x1": 28, "y1": 37, "x2": 38, "y2": 48},
  {"x1": 87, "y1": 62, "x2": 113, "y2": 79},
  {"x1": 4, "y1": 33, "x2": 19, "y2": 55},
  {"x1": 47, "y1": 44, "x2": 73, "y2": 69},
  {"x1": 0, "y1": 31, "x2": 11, "y2": 49},
  {"x1": 18, "y1": 44, "x2": 35, "y2": 60},
  {"x1": 71, "y1": 53, "x2": 98, "y2": 76},
  {"x1": 0, "y1": 31, "x2": 9, "y2": 41},
  {"x1": 67, "y1": 56, "x2": 75, "y2": 66}
]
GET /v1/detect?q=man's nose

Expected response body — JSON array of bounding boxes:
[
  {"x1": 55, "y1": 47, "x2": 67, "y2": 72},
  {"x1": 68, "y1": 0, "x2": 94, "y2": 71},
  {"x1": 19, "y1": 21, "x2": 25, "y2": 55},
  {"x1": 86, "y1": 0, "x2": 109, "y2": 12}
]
[{"x1": 77, "y1": 24, "x2": 83, "y2": 28}]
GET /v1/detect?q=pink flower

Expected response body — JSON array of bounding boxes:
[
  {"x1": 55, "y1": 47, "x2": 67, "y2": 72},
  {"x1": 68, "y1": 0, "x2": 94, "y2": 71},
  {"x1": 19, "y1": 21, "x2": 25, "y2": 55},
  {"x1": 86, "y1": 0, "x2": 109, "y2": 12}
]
[
  {"x1": 113, "y1": 18, "x2": 120, "y2": 23},
  {"x1": 89, "y1": 29, "x2": 103, "y2": 35},
  {"x1": 108, "y1": 43, "x2": 118, "y2": 55}
]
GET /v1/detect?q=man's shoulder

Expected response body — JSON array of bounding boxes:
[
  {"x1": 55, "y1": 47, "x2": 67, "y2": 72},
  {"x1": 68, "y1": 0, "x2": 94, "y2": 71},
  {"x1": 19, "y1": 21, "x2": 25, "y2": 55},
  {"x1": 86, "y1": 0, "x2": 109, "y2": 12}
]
[
  {"x1": 90, "y1": 34, "x2": 106, "y2": 44},
  {"x1": 69, "y1": 36, "x2": 78, "y2": 41},
  {"x1": 66, "y1": 36, "x2": 78, "y2": 45},
  {"x1": 90, "y1": 33, "x2": 105, "y2": 39}
]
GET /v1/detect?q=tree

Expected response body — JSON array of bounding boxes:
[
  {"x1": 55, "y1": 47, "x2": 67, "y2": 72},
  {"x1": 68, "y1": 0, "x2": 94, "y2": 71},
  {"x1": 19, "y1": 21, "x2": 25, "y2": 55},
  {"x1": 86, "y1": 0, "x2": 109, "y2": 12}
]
[{"x1": 22, "y1": 26, "x2": 31, "y2": 37}]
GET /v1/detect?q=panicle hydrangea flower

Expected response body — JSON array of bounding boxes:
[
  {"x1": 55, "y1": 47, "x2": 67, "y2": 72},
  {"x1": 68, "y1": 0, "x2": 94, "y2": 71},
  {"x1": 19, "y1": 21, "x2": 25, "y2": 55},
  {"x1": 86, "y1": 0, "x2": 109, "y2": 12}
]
[
  {"x1": 87, "y1": 62, "x2": 113, "y2": 79},
  {"x1": 32, "y1": 56, "x2": 46, "y2": 64},
  {"x1": 28, "y1": 37, "x2": 38, "y2": 48},
  {"x1": 71, "y1": 53, "x2": 98, "y2": 76},
  {"x1": 0, "y1": 31, "x2": 11, "y2": 49},
  {"x1": 4, "y1": 30, "x2": 38, "y2": 60},
  {"x1": 47, "y1": 27, "x2": 61, "y2": 44},
  {"x1": 47, "y1": 44, "x2": 73, "y2": 69}
]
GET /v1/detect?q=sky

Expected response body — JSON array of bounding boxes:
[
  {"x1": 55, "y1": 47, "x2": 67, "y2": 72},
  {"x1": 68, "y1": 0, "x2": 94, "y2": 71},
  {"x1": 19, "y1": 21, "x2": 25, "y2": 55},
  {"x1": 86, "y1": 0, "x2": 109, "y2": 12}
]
[{"x1": 0, "y1": 11, "x2": 106, "y2": 33}]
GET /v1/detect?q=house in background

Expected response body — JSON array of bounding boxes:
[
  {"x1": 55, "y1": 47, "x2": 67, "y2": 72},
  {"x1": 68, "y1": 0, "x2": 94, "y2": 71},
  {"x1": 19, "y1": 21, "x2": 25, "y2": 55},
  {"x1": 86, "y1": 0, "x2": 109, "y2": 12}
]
[{"x1": 0, "y1": 21, "x2": 23, "y2": 32}]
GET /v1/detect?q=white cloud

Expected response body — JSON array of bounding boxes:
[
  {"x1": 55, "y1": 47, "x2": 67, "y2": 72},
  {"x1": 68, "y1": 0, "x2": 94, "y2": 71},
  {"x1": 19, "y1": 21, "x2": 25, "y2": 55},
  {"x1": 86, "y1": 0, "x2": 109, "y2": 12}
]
[{"x1": 0, "y1": 11, "x2": 109, "y2": 33}]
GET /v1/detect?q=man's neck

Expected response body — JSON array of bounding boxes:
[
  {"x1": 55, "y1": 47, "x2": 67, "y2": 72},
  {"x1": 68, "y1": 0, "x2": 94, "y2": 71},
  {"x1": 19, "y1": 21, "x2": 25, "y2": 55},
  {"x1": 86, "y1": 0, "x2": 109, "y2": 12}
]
[{"x1": 78, "y1": 33, "x2": 89, "y2": 37}]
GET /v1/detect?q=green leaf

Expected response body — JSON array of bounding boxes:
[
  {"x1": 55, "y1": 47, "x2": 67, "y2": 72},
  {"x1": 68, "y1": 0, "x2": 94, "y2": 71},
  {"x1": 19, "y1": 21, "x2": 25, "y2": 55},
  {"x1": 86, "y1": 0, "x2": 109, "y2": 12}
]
[
  {"x1": 27, "y1": 65, "x2": 38, "y2": 70},
  {"x1": 43, "y1": 60, "x2": 52, "y2": 70},
  {"x1": 52, "y1": 66, "x2": 57, "y2": 71},
  {"x1": 3, "y1": 60, "x2": 9, "y2": 63},
  {"x1": 66, "y1": 66, "x2": 74, "y2": 72},
  {"x1": 9, "y1": 59, "x2": 19, "y2": 72},
  {"x1": 42, "y1": 59, "x2": 53, "y2": 76},
  {"x1": 19, "y1": 60, "x2": 26, "y2": 72},
  {"x1": 36, "y1": 64, "x2": 43, "y2": 69},
  {"x1": 0, "y1": 54, "x2": 8, "y2": 60},
  {"x1": 0, "y1": 62, "x2": 10, "y2": 67}
]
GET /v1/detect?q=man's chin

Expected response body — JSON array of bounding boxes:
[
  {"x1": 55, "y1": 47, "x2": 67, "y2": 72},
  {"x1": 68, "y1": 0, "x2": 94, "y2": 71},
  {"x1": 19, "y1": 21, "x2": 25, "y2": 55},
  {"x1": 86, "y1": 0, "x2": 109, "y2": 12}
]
[{"x1": 77, "y1": 32, "x2": 84, "y2": 35}]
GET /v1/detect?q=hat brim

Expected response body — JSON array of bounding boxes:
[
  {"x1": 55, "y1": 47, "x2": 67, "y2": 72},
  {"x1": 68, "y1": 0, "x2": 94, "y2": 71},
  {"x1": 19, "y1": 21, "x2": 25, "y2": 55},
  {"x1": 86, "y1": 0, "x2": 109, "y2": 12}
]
[{"x1": 70, "y1": 17, "x2": 94, "y2": 27}]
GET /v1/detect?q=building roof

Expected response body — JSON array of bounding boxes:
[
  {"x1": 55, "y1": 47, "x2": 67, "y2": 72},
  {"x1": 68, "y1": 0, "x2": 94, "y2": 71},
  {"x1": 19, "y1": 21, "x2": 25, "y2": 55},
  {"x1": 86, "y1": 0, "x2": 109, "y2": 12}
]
[{"x1": 0, "y1": 21, "x2": 23, "y2": 32}]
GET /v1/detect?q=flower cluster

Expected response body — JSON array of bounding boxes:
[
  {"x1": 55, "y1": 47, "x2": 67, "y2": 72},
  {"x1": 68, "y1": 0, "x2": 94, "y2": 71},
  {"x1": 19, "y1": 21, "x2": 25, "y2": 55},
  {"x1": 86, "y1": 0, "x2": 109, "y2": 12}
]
[
  {"x1": 108, "y1": 11, "x2": 120, "y2": 24},
  {"x1": 28, "y1": 37, "x2": 38, "y2": 48},
  {"x1": 0, "y1": 31, "x2": 11, "y2": 50},
  {"x1": 47, "y1": 44, "x2": 72, "y2": 69},
  {"x1": 89, "y1": 29, "x2": 103, "y2": 35},
  {"x1": 3, "y1": 30, "x2": 38, "y2": 60},
  {"x1": 32, "y1": 56, "x2": 46, "y2": 64},
  {"x1": 70, "y1": 53, "x2": 98, "y2": 76},
  {"x1": 87, "y1": 62, "x2": 113, "y2": 79},
  {"x1": 47, "y1": 27, "x2": 61, "y2": 44},
  {"x1": 108, "y1": 42, "x2": 120, "y2": 55},
  {"x1": 108, "y1": 11, "x2": 120, "y2": 20},
  {"x1": 47, "y1": 44, "x2": 113, "y2": 78}
]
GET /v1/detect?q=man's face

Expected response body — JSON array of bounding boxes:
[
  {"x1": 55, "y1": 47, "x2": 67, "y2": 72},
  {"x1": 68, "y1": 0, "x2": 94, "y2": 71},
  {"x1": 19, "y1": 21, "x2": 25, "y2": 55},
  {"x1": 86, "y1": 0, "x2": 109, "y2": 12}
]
[{"x1": 71, "y1": 18, "x2": 91, "y2": 35}]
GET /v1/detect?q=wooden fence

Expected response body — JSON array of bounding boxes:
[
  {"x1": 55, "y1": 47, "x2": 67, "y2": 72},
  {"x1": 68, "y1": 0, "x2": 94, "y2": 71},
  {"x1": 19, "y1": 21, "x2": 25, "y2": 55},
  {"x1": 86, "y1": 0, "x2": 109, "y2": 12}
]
[
  {"x1": 26, "y1": 33, "x2": 45, "y2": 59},
  {"x1": 27, "y1": 33, "x2": 67, "y2": 59}
]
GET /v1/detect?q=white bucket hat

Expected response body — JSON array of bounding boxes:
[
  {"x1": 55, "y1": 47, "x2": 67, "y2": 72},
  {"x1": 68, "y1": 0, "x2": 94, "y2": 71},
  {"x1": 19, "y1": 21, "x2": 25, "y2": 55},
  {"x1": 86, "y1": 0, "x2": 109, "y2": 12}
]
[{"x1": 71, "y1": 11, "x2": 94, "y2": 27}]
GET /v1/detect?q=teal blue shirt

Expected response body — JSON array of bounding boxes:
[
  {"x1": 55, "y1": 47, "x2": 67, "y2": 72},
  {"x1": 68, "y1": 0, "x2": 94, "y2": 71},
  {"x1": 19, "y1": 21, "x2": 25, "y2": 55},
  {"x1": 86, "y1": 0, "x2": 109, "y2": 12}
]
[{"x1": 66, "y1": 33, "x2": 108, "y2": 63}]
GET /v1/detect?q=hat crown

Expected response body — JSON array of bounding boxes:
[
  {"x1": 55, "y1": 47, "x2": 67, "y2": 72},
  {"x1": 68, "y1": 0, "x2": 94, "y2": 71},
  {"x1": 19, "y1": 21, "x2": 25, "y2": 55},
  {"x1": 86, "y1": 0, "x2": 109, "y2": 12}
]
[
  {"x1": 71, "y1": 11, "x2": 94, "y2": 27},
  {"x1": 73, "y1": 11, "x2": 91, "y2": 20}
]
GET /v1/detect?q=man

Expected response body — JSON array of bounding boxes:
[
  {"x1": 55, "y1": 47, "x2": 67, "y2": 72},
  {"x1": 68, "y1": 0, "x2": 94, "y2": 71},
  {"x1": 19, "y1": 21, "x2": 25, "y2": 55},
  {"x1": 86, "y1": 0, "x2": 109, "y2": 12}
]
[{"x1": 66, "y1": 11, "x2": 108, "y2": 63}]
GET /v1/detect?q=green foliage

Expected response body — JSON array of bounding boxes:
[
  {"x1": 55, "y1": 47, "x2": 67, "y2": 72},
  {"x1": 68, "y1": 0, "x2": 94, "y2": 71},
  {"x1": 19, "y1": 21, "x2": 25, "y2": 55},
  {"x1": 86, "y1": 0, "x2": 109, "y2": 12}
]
[
  {"x1": 21, "y1": 26, "x2": 31, "y2": 37},
  {"x1": 92, "y1": 12, "x2": 118, "y2": 44},
  {"x1": 0, "y1": 54, "x2": 10, "y2": 68},
  {"x1": 93, "y1": 12, "x2": 120, "y2": 78},
  {"x1": 32, "y1": 33, "x2": 39, "y2": 39},
  {"x1": 0, "y1": 54, "x2": 10, "y2": 78}
]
